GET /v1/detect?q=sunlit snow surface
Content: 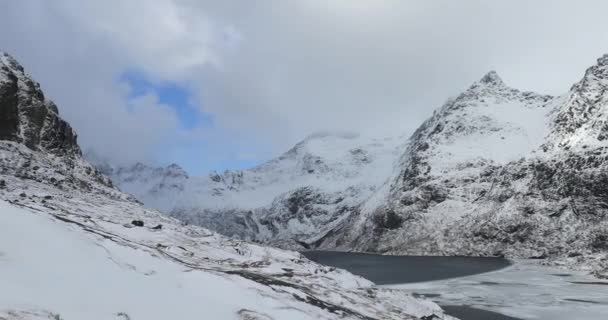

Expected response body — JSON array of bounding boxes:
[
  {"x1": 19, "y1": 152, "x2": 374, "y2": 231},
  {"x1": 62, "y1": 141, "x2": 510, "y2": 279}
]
[{"x1": 386, "y1": 260, "x2": 608, "y2": 320}]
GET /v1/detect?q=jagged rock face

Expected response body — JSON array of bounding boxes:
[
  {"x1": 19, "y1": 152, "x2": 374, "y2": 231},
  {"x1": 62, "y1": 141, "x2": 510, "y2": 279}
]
[
  {"x1": 0, "y1": 52, "x2": 80, "y2": 156},
  {"x1": 550, "y1": 54, "x2": 608, "y2": 148},
  {"x1": 170, "y1": 186, "x2": 361, "y2": 249},
  {"x1": 0, "y1": 52, "x2": 113, "y2": 192},
  {"x1": 391, "y1": 71, "x2": 552, "y2": 209}
]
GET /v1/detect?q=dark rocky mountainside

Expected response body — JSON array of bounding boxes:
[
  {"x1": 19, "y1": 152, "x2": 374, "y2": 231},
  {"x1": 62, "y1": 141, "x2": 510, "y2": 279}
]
[
  {"x1": 0, "y1": 52, "x2": 113, "y2": 192},
  {"x1": 0, "y1": 53, "x2": 80, "y2": 156}
]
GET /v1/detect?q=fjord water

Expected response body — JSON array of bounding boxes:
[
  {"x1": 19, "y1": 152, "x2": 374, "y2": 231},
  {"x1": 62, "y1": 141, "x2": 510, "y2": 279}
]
[
  {"x1": 303, "y1": 251, "x2": 515, "y2": 319},
  {"x1": 303, "y1": 251, "x2": 510, "y2": 285},
  {"x1": 303, "y1": 251, "x2": 608, "y2": 320}
]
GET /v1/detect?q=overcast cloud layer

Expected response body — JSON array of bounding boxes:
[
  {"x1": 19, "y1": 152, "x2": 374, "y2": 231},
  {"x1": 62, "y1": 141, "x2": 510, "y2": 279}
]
[{"x1": 2, "y1": 1, "x2": 608, "y2": 173}]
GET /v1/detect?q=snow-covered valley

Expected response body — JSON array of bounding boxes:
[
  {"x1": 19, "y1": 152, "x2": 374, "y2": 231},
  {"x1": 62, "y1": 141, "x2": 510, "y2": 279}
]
[{"x1": 0, "y1": 51, "x2": 454, "y2": 320}]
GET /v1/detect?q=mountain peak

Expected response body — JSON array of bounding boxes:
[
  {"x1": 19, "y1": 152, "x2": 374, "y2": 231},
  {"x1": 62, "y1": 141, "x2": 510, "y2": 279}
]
[
  {"x1": 597, "y1": 54, "x2": 608, "y2": 66},
  {"x1": 165, "y1": 163, "x2": 189, "y2": 178},
  {"x1": 0, "y1": 51, "x2": 80, "y2": 156},
  {"x1": 479, "y1": 70, "x2": 504, "y2": 86}
]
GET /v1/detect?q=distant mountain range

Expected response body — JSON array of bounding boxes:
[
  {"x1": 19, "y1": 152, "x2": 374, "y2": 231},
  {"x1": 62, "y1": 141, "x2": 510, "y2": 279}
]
[{"x1": 86, "y1": 132, "x2": 405, "y2": 247}]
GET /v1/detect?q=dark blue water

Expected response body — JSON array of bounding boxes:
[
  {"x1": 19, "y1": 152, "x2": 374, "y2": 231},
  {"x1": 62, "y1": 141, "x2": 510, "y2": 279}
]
[
  {"x1": 302, "y1": 251, "x2": 519, "y2": 320},
  {"x1": 303, "y1": 251, "x2": 511, "y2": 285}
]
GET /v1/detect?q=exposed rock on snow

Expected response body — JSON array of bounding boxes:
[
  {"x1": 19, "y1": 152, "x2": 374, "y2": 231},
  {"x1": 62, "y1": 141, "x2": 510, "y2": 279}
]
[{"x1": 0, "y1": 51, "x2": 453, "y2": 320}]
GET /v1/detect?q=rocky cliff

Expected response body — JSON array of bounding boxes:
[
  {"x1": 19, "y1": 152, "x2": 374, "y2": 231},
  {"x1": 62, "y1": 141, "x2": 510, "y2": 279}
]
[{"x1": 0, "y1": 53, "x2": 79, "y2": 156}]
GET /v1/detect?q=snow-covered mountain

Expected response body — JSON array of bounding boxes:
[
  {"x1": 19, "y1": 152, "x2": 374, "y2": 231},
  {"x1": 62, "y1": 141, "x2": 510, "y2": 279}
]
[
  {"x1": 88, "y1": 131, "x2": 405, "y2": 248},
  {"x1": 95, "y1": 55, "x2": 608, "y2": 278},
  {"x1": 0, "y1": 52, "x2": 454, "y2": 319},
  {"x1": 330, "y1": 59, "x2": 608, "y2": 278}
]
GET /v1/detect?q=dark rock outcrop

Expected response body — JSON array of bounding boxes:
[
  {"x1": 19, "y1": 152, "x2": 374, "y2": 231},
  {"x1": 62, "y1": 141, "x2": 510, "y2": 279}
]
[{"x1": 0, "y1": 52, "x2": 80, "y2": 156}]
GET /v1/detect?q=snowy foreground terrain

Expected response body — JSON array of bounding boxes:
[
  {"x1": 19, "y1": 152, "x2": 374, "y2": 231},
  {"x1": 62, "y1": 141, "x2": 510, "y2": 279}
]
[
  {"x1": 0, "y1": 191, "x2": 447, "y2": 320},
  {"x1": 0, "y1": 51, "x2": 454, "y2": 319}
]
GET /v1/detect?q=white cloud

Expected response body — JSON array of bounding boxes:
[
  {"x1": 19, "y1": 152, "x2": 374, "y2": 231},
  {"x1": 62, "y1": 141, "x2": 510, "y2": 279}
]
[
  {"x1": 52, "y1": 0, "x2": 223, "y2": 79},
  {"x1": 2, "y1": 0, "x2": 608, "y2": 170},
  {"x1": 182, "y1": 0, "x2": 608, "y2": 153},
  {"x1": 0, "y1": 0, "x2": 221, "y2": 165}
]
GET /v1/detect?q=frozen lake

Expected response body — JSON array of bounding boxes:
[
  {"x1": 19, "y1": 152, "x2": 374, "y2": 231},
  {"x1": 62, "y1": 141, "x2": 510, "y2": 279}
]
[{"x1": 303, "y1": 251, "x2": 608, "y2": 320}]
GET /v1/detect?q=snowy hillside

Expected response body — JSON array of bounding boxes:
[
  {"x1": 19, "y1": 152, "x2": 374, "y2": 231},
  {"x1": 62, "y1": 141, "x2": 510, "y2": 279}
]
[{"x1": 0, "y1": 51, "x2": 454, "y2": 320}]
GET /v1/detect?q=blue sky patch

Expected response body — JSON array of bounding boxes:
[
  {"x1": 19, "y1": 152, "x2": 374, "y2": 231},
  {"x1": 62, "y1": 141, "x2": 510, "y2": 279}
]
[
  {"x1": 118, "y1": 69, "x2": 267, "y2": 174},
  {"x1": 154, "y1": 138, "x2": 266, "y2": 175},
  {"x1": 120, "y1": 70, "x2": 213, "y2": 130}
]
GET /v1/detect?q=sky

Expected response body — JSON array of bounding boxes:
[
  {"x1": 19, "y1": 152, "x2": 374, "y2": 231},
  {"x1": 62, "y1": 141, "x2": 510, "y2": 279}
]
[{"x1": 1, "y1": 1, "x2": 608, "y2": 175}]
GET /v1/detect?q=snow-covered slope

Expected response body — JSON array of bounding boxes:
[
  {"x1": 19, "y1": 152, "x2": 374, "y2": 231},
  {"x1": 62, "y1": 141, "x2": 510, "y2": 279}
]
[
  {"x1": 328, "y1": 58, "x2": 608, "y2": 278},
  {"x1": 0, "y1": 52, "x2": 454, "y2": 320},
  {"x1": 89, "y1": 132, "x2": 404, "y2": 248}
]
